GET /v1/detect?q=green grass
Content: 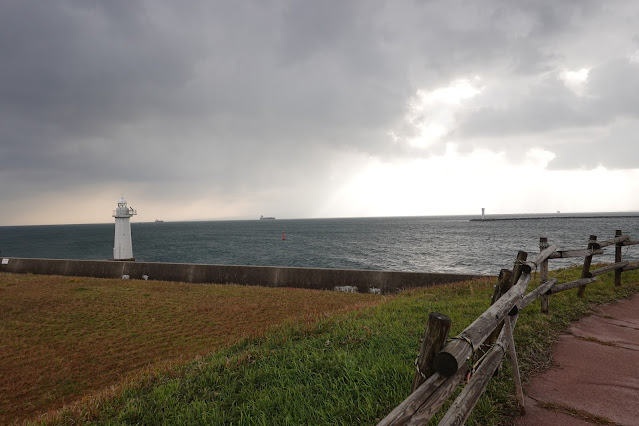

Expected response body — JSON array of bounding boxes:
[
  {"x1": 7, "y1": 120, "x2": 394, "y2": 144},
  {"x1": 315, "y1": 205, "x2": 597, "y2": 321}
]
[
  {"x1": 0, "y1": 272, "x2": 378, "y2": 424},
  {"x1": 37, "y1": 267, "x2": 639, "y2": 425}
]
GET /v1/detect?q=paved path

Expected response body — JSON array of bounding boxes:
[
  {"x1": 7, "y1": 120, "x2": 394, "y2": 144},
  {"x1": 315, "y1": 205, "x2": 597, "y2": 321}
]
[{"x1": 515, "y1": 294, "x2": 639, "y2": 425}]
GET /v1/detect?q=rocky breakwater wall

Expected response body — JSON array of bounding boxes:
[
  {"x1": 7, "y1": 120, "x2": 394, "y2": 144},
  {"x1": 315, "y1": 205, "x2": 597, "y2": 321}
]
[{"x1": 0, "y1": 257, "x2": 486, "y2": 294}]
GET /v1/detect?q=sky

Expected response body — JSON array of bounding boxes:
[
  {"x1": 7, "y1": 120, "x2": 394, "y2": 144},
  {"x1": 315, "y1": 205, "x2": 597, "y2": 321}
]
[{"x1": 2, "y1": 0, "x2": 639, "y2": 225}]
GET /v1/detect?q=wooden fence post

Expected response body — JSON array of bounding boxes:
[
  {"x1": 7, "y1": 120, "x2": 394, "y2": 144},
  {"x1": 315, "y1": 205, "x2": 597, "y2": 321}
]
[
  {"x1": 485, "y1": 270, "x2": 514, "y2": 344},
  {"x1": 411, "y1": 313, "x2": 452, "y2": 393},
  {"x1": 511, "y1": 251, "x2": 528, "y2": 288},
  {"x1": 539, "y1": 237, "x2": 550, "y2": 313},
  {"x1": 479, "y1": 269, "x2": 513, "y2": 376},
  {"x1": 615, "y1": 230, "x2": 623, "y2": 286},
  {"x1": 504, "y1": 316, "x2": 525, "y2": 414},
  {"x1": 577, "y1": 235, "x2": 597, "y2": 297},
  {"x1": 490, "y1": 269, "x2": 514, "y2": 305}
]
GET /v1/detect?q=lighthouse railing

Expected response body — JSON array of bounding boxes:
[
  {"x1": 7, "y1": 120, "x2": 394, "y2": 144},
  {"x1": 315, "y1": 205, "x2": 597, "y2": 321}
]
[{"x1": 112, "y1": 209, "x2": 137, "y2": 216}]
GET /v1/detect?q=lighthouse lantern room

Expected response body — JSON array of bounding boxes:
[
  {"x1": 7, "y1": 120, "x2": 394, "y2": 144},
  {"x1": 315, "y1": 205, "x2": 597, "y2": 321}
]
[{"x1": 112, "y1": 196, "x2": 137, "y2": 261}]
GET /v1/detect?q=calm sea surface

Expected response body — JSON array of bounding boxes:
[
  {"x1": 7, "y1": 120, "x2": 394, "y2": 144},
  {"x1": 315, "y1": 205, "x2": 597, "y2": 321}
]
[{"x1": 2, "y1": 214, "x2": 639, "y2": 275}]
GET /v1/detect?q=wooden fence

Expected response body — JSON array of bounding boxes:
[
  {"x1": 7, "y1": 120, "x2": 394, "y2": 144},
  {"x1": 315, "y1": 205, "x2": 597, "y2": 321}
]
[{"x1": 378, "y1": 229, "x2": 639, "y2": 425}]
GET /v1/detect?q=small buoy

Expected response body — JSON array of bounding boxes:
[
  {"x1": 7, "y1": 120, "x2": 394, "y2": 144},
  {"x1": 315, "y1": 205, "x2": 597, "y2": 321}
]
[{"x1": 282, "y1": 232, "x2": 286, "y2": 241}]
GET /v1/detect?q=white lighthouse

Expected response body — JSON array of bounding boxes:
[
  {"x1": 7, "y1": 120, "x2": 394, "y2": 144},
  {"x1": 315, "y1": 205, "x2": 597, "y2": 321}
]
[{"x1": 112, "y1": 196, "x2": 137, "y2": 261}]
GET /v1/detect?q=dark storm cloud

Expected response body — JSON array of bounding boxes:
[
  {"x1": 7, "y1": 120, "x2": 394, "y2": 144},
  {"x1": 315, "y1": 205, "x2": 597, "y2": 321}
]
[
  {"x1": 0, "y1": 1, "x2": 410, "y2": 191},
  {"x1": 0, "y1": 0, "x2": 636, "y2": 216}
]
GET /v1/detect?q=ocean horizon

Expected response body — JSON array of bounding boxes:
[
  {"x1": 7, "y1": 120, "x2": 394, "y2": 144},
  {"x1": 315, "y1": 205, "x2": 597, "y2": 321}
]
[{"x1": 2, "y1": 213, "x2": 638, "y2": 276}]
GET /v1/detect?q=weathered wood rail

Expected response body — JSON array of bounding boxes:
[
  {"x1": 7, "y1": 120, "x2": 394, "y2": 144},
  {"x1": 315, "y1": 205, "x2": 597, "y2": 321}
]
[{"x1": 378, "y1": 229, "x2": 638, "y2": 425}]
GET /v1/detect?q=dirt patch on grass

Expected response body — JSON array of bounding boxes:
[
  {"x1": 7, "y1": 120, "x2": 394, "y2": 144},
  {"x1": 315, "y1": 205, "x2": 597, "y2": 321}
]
[{"x1": 0, "y1": 272, "x2": 381, "y2": 424}]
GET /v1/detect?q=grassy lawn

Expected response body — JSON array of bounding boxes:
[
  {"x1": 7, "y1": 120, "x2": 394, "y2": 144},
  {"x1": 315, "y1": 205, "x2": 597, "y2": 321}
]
[
  {"x1": 24, "y1": 265, "x2": 639, "y2": 425},
  {"x1": 0, "y1": 273, "x2": 380, "y2": 424},
  {"x1": 4, "y1": 266, "x2": 638, "y2": 425}
]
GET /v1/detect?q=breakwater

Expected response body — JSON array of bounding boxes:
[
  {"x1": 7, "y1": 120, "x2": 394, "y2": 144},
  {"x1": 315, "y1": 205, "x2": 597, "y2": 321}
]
[
  {"x1": 0, "y1": 257, "x2": 485, "y2": 294},
  {"x1": 470, "y1": 215, "x2": 639, "y2": 222}
]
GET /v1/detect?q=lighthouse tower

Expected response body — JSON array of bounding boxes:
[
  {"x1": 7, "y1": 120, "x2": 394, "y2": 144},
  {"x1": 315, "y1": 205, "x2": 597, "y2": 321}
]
[{"x1": 112, "y1": 196, "x2": 137, "y2": 261}]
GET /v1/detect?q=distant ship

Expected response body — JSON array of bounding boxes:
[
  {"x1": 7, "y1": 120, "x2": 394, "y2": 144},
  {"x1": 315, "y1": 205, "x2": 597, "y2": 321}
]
[
  {"x1": 154, "y1": 219, "x2": 164, "y2": 223},
  {"x1": 260, "y1": 215, "x2": 275, "y2": 220}
]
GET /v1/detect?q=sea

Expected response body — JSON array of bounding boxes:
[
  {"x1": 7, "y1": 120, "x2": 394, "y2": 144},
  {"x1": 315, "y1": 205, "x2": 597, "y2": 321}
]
[{"x1": 1, "y1": 214, "x2": 639, "y2": 276}]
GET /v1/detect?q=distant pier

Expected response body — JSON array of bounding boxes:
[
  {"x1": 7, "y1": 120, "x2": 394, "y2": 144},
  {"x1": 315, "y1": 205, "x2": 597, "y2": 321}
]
[{"x1": 471, "y1": 215, "x2": 639, "y2": 222}]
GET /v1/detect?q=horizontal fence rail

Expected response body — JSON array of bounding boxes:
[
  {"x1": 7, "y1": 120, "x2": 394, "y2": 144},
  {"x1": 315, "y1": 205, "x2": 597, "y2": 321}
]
[{"x1": 379, "y1": 229, "x2": 638, "y2": 425}]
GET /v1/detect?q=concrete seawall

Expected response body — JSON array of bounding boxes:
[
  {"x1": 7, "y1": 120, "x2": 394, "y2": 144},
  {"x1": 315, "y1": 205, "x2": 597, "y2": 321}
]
[{"x1": 0, "y1": 257, "x2": 487, "y2": 294}]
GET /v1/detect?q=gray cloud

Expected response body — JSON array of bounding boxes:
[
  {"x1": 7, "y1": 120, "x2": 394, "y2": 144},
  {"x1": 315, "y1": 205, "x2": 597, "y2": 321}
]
[
  {"x1": 547, "y1": 118, "x2": 639, "y2": 170},
  {"x1": 1, "y1": 0, "x2": 638, "y2": 222},
  {"x1": 453, "y1": 58, "x2": 639, "y2": 168}
]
